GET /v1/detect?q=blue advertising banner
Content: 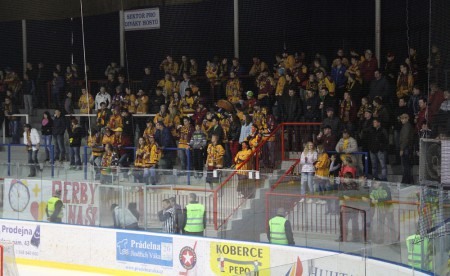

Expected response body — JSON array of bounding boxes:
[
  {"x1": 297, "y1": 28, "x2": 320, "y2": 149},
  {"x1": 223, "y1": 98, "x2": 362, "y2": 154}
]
[{"x1": 116, "y1": 232, "x2": 173, "y2": 267}]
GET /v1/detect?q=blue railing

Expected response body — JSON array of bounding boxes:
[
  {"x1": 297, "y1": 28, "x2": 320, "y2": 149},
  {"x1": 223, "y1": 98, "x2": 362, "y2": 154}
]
[
  {"x1": 1, "y1": 143, "x2": 55, "y2": 177},
  {"x1": 83, "y1": 146, "x2": 191, "y2": 184}
]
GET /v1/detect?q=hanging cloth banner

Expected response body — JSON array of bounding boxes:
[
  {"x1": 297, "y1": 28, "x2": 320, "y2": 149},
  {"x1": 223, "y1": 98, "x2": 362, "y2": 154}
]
[{"x1": 124, "y1": 8, "x2": 160, "y2": 31}]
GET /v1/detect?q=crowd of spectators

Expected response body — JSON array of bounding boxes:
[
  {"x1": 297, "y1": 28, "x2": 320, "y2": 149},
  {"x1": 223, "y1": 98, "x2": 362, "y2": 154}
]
[{"x1": 0, "y1": 46, "x2": 449, "y2": 188}]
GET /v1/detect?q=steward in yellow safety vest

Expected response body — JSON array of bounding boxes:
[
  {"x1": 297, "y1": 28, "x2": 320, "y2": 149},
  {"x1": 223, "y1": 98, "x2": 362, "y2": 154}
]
[
  {"x1": 406, "y1": 234, "x2": 433, "y2": 271},
  {"x1": 267, "y1": 208, "x2": 295, "y2": 245},
  {"x1": 46, "y1": 190, "x2": 64, "y2": 223},
  {"x1": 183, "y1": 193, "x2": 206, "y2": 236}
]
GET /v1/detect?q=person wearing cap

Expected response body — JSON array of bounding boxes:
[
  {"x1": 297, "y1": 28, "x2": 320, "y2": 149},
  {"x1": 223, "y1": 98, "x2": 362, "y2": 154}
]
[
  {"x1": 46, "y1": 190, "x2": 64, "y2": 223},
  {"x1": 23, "y1": 123, "x2": 40, "y2": 177},
  {"x1": 392, "y1": 98, "x2": 411, "y2": 164},
  {"x1": 399, "y1": 113, "x2": 414, "y2": 184},
  {"x1": 335, "y1": 128, "x2": 358, "y2": 166},
  {"x1": 182, "y1": 193, "x2": 206, "y2": 236},
  {"x1": 358, "y1": 107, "x2": 374, "y2": 171},
  {"x1": 244, "y1": 90, "x2": 257, "y2": 114},
  {"x1": 317, "y1": 125, "x2": 337, "y2": 152},
  {"x1": 267, "y1": 208, "x2": 295, "y2": 245},
  {"x1": 321, "y1": 107, "x2": 341, "y2": 136},
  {"x1": 68, "y1": 118, "x2": 83, "y2": 170}
]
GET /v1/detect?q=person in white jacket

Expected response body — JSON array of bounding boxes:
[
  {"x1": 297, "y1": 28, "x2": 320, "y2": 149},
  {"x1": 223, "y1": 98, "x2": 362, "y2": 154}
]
[
  {"x1": 23, "y1": 123, "x2": 40, "y2": 177},
  {"x1": 299, "y1": 141, "x2": 318, "y2": 203}
]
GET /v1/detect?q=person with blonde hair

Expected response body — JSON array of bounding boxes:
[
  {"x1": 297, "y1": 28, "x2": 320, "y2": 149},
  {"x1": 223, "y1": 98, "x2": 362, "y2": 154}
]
[{"x1": 299, "y1": 142, "x2": 318, "y2": 203}]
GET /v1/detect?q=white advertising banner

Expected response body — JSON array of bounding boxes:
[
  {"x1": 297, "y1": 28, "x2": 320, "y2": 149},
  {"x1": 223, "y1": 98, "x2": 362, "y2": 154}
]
[
  {"x1": 0, "y1": 219, "x2": 428, "y2": 276},
  {"x1": 124, "y1": 8, "x2": 160, "y2": 31},
  {"x1": 3, "y1": 179, "x2": 100, "y2": 226}
]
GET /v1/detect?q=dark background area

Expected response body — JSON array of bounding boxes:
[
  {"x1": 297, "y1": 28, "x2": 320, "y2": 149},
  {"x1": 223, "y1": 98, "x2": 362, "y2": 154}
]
[{"x1": 0, "y1": 0, "x2": 448, "y2": 85}]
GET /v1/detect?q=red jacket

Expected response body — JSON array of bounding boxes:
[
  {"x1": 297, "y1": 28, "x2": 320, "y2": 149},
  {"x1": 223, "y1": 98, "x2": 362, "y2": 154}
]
[{"x1": 339, "y1": 165, "x2": 357, "y2": 178}]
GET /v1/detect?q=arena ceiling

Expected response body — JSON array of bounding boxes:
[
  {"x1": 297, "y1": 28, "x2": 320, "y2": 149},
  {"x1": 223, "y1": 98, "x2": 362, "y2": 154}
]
[{"x1": 0, "y1": 0, "x2": 204, "y2": 22}]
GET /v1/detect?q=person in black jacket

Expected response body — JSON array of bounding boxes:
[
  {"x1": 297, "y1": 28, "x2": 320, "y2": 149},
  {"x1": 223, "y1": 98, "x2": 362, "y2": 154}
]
[
  {"x1": 392, "y1": 98, "x2": 411, "y2": 164},
  {"x1": 303, "y1": 90, "x2": 320, "y2": 122},
  {"x1": 41, "y1": 111, "x2": 53, "y2": 162},
  {"x1": 52, "y1": 109, "x2": 66, "y2": 162},
  {"x1": 68, "y1": 118, "x2": 83, "y2": 170},
  {"x1": 207, "y1": 115, "x2": 224, "y2": 144},
  {"x1": 227, "y1": 114, "x2": 241, "y2": 166},
  {"x1": 282, "y1": 87, "x2": 303, "y2": 151},
  {"x1": 155, "y1": 120, "x2": 176, "y2": 169},
  {"x1": 319, "y1": 88, "x2": 339, "y2": 120},
  {"x1": 369, "y1": 118, "x2": 389, "y2": 181}
]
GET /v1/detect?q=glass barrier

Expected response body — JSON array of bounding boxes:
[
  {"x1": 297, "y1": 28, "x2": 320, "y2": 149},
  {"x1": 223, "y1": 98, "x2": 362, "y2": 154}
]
[{"x1": 0, "y1": 164, "x2": 448, "y2": 274}]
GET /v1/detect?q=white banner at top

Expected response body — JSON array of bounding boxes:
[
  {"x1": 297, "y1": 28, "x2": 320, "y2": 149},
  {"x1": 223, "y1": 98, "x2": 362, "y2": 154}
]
[{"x1": 124, "y1": 8, "x2": 160, "y2": 31}]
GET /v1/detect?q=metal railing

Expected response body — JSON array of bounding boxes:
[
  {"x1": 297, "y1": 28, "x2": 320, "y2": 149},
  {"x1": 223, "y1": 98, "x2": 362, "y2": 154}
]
[{"x1": 1, "y1": 114, "x2": 29, "y2": 144}]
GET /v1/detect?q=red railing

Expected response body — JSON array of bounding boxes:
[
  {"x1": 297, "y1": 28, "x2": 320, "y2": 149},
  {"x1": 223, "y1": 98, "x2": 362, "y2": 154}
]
[{"x1": 213, "y1": 122, "x2": 321, "y2": 230}]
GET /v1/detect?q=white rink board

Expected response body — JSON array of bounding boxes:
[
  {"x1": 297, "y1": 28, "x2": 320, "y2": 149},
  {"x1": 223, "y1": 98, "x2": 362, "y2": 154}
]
[{"x1": 0, "y1": 219, "x2": 429, "y2": 276}]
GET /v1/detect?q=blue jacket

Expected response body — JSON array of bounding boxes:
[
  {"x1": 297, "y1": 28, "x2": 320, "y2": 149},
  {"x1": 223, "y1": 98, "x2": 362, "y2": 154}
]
[{"x1": 331, "y1": 65, "x2": 347, "y2": 88}]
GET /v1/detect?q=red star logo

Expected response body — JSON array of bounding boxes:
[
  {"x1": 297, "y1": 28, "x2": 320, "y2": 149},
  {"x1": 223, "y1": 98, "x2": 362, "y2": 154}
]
[{"x1": 182, "y1": 250, "x2": 193, "y2": 266}]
